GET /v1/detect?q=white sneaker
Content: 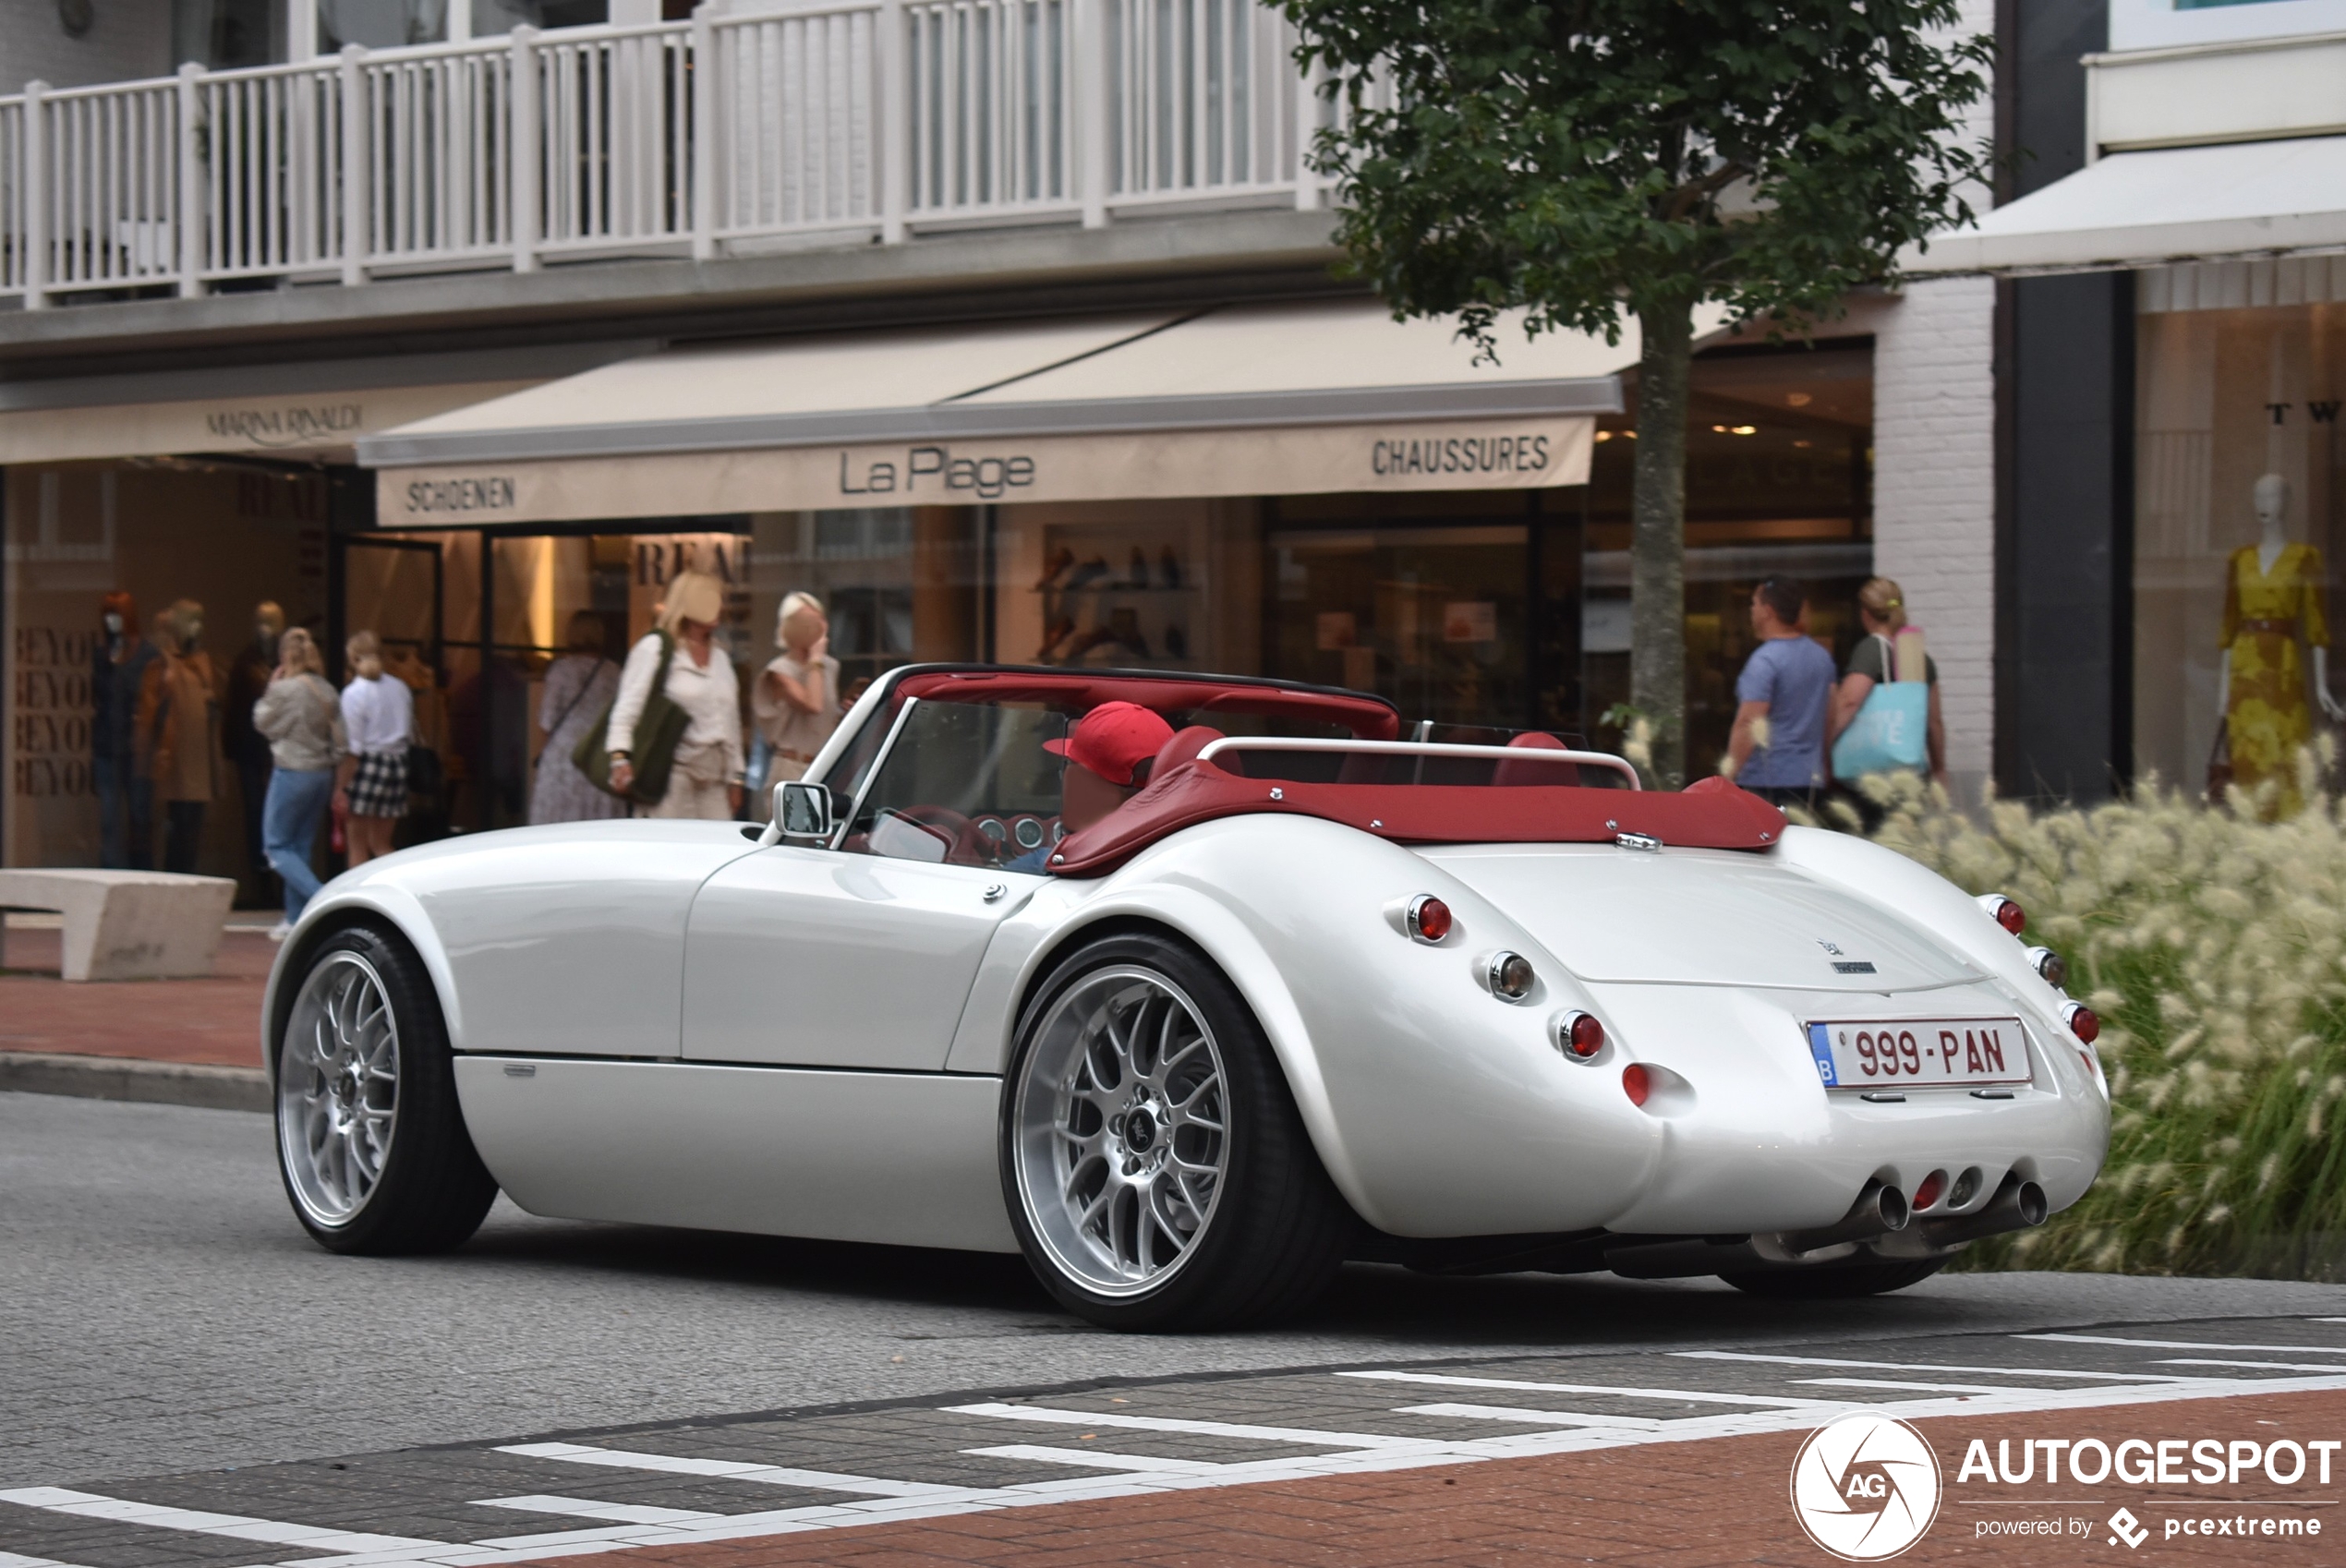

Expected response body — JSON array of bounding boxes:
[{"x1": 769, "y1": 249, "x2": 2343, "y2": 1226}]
[{"x1": 266, "y1": 922, "x2": 292, "y2": 942}]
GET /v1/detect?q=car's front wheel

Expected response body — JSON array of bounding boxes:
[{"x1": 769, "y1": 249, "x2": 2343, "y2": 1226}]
[
  {"x1": 1002, "y1": 933, "x2": 1352, "y2": 1330},
  {"x1": 274, "y1": 924, "x2": 497, "y2": 1255}
]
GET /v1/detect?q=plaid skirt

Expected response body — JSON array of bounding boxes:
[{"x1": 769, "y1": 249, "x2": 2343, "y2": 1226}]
[{"x1": 347, "y1": 749, "x2": 409, "y2": 818}]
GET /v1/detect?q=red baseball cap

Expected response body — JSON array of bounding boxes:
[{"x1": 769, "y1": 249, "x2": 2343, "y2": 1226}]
[{"x1": 1045, "y1": 701, "x2": 1175, "y2": 786}]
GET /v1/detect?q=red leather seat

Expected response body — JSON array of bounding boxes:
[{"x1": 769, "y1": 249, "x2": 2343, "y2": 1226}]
[
  {"x1": 1149, "y1": 724, "x2": 1228, "y2": 779},
  {"x1": 1493, "y1": 730, "x2": 1580, "y2": 788}
]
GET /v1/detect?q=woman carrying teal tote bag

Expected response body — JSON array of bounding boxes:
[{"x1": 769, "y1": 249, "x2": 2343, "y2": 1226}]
[{"x1": 1830, "y1": 577, "x2": 1945, "y2": 787}]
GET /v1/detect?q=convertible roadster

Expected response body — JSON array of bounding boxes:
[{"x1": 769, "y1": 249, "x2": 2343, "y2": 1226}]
[{"x1": 268, "y1": 665, "x2": 2108, "y2": 1329}]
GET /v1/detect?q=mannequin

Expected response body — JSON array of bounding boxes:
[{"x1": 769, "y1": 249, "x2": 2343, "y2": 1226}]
[
  {"x1": 226, "y1": 601, "x2": 285, "y2": 896},
  {"x1": 91, "y1": 592, "x2": 154, "y2": 869},
  {"x1": 137, "y1": 599, "x2": 222, "y2": 873},
  {"x1": 2217, "y1": 475, "x2": 2342, "y2": 810}
]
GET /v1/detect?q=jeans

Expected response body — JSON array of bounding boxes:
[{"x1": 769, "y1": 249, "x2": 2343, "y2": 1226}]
[
  {"x1": 93, "y1": 754, "x2": 151, "y2": 869},
  {"x1": 262, "y1": 766, "x2": 335, "y2": 923}
]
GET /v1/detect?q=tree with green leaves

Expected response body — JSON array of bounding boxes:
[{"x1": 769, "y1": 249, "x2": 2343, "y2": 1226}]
[{"x1": 1281, "y1": 0, "x2": 1991, "y2": 786}]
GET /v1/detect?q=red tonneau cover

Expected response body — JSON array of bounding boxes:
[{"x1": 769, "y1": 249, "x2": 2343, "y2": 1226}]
[{"x1": 1050, "y1": 766, "x2": 1787, "y2": 875}]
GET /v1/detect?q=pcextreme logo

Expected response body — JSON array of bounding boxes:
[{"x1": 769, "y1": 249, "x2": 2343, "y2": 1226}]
[{"x1": 1790, "y1": 1413, "x2": 1944, "y2": 1561}]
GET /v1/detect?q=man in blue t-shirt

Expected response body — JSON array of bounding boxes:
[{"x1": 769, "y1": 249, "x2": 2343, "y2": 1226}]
[{"x1": 1726, "y1": 575, "x2": 1837, "y2": 811}]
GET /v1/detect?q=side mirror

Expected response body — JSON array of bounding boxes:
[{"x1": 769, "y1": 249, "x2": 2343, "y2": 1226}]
[{"x1": 775, "y1": 779, "x2": 833, "y2": 841}]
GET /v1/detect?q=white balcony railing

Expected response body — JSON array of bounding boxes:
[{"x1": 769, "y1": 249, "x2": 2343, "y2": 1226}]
[{"x1": 0, "y1": 0, "x2": 1341, "y2": 309}]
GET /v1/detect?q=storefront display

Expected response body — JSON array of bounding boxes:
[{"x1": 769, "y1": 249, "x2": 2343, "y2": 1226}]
[
  {"x1": 2134, "y1": 274, "x2": 2346, "y2": 806},
  {"x1": 4, "y1": 459, "x2": 328, "y2": 874}
]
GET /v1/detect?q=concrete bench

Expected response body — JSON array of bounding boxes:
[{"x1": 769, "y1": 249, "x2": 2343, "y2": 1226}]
[{"x1": 0, "y1": 869, "x2": 237, "y2": 982}]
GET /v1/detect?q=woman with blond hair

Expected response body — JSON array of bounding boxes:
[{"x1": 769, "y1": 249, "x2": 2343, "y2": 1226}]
[
  {"x1": 252, "y1": 628, "x2": 345, "y2": 935},
  {"x1": 336, "y1": 630, "x2": 415, "y2": 865},
  {"x1": 1829, "y1": 575, "x2": 1947, "y2": 790},
  {"x1": 752, "y1": 591, "x2": 842, "y2": 788},
  {"x1": 605, "y1": 571, "x2": 744, "y2": 819}
]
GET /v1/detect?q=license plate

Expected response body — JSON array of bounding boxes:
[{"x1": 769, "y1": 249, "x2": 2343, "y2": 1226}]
[{"x1": 1807, "y1": 1019, "x2": 2033, "y2": 1090}]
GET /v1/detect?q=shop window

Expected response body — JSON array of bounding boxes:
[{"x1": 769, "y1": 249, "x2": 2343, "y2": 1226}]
[
  {"x1": 5, "y1": 459, "x2": 325, "y2": 876},
  {"x1": 1264, "y1": 523, "x2": 1531, "y2": 730},
  {"x1": 1581, "y1": 340, "x2": 1874, "y2": 773},
  {"x1": 2134, "y1": 267, "x2": 2346, "y2": 804}
]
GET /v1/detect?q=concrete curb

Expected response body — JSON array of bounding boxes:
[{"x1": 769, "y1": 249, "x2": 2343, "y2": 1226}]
[{"x1": 0, "y1": 1051, "x2": 268, "y2": 1113}]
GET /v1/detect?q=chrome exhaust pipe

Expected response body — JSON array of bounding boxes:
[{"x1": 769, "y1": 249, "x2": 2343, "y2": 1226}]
[
  {"x1": 1918, "y1": 1173, "x2": 2049, "y2": 1248},
  {"x1": 1781, "y1": 1179, "x2": 1909, "y2": 1255}
]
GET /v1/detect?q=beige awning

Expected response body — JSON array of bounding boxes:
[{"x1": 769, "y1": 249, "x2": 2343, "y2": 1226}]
[
  {"x1": 359, "y1": 302, "x2": 1643, "y2": 526},
  {"x1": 1905, "y1": 135, "x2": 2346, "y2": 276},
  {"x1": 0, "y1": 380, "x2": 543, "y2": 464}
]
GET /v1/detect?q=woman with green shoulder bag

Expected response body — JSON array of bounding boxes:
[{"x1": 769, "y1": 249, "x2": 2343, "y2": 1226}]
[{"x1": 595, "y1": 571, "x2": 745, "y2": 819}]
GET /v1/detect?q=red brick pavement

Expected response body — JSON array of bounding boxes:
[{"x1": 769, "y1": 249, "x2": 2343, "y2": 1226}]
[
  {"x1": 543, "y1": 1389, "x2": 2346, "y2": 1568},
  {"x1": 0, "y1": 925, "x2": 270, "y2": 1068}
]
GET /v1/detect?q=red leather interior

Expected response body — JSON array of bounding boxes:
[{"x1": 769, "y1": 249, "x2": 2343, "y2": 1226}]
[{"x1": 1491, "y1": 730, "x2": 1581, "y2": 788}]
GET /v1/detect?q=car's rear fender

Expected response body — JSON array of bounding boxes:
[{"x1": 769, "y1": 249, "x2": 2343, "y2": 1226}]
[{"x1": 950, "y1": 815, "x2": 1668, "y2": 1237}]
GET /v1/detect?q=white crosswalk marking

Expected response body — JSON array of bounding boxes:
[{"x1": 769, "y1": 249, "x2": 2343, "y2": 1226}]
[
  {"x1": 2157, "y1": 1357, "x2": 2346, "y2": 1373},
  {"x1": 497, "y1": 1441, "x2": 961, "y2": 1498},
  {"x1": 471, "y1": 1496, "x2": 720, "y2": 1526},
  {"x1": 1673, "y1": 1349, "x2": 2190, "y2": 1382},
  {"x1": 0, "y1": 1551, "x2": 98, "y2": 1568},
  {"x1": 946, "y1": 1402, "x2": 1454, "y2": 1452},
  {"x1": 0, "y1": 1488, "x2": 446, "y2": 1555},
  {"x1": 2020, "y1": 1333, "x2": 2346, "y2": 1355},
  {"x1": 1336, "y1": 1370, "x2": 1847, "y2": 1409},
  {"x1": 1795, "y1": 1377, "x2": 2055, "y2": 1396},
  {"x1": 963, "y1": 1445, "x2": 1229, "y2": 1475},
  {"x1": 1395, "y1": 1403, "x2": 1665, "y2": 1431}
]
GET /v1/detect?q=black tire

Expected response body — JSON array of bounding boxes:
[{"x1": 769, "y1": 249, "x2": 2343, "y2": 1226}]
[
  {"x1": 273, "y1": 923, "x2": 498, "y2": 1255},
  {"x1": 1000, "y1": 932, "x2": 1354, "y2": 1331},
  {"x1": 1717, "y1": 1257, "x2": 1950, "y2": 1298}
]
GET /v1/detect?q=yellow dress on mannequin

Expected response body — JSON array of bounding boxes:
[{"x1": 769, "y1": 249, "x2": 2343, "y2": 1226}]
[{"x1": 2222, "y1": 540, "x2": 2332, "y2": 808}]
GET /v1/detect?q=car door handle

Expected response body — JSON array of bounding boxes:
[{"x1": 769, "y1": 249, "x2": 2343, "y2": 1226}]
[{"x1": 983, "y1": 882, "x2": 1007, "y2": 903}]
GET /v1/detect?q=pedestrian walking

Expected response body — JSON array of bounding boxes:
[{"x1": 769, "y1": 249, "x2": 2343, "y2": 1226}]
[
  {"x1": 605, "y1": 571, "x2": 744, "y2": 820},
  {"x1": 137, "y1": 599, "x2": 222, "y2": 874},
  {"x1": 337, "y1": 631, "x2": 415, "y2": 866},
  {"x1": 530, "y1": 610, "x2": 624, "y2": 825},
  {"x1": 1724, "y1": 575, "x2": 1837, "y2": 814},
  {"x1": 252, "y1": 628, "x2": 345, "y2": 936},
  {"x1": 1827, "y1": 575, "x2": 1947, "y2": 826},
  {"x1": 91, "y1": 590, "x2": 155, "y2": 869},
  {"x1": 751, "y1": 591, "x2": 842, "y2": 791}
]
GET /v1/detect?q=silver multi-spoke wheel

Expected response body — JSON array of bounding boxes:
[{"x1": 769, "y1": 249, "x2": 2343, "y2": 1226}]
[
  {"x1": 278, "y1": 950, "x2": 401, "y2": 1229},
  {"x1": 1012, "y1": 965, "x2": 1228, "y2": 1297}
]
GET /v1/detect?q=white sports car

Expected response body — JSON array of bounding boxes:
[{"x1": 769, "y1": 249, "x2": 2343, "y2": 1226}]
[{"x1": 267, "y1": 665, "x2": 2108, "y2": 1329}]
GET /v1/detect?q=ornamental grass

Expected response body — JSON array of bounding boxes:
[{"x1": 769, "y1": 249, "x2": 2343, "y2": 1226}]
[{"x1": 1844, "y1": 748, "x2": 2346, "y2": 1279}]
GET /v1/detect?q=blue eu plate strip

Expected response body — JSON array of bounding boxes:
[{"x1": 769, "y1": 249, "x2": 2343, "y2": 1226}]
[{"x1": 1808, "y1": 1023, "x2": 1839, "y2": 1087}]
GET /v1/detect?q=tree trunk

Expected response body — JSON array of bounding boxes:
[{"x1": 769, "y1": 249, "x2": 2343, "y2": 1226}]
[{"x1": 1629, "y1": 297, "x2": 1694, "y2": 790}]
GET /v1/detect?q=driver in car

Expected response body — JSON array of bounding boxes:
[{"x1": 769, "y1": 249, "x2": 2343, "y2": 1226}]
[{"x1": 1005, "y1": 700, "x2": 1173, "y2": 872}]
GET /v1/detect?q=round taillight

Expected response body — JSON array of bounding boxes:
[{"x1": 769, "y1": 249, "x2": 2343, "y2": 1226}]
[
  {"x1": 1978, "y1": 893, "x2": 2026, "y2": 935},
  {"x1": 1407, "y1": 895, "x2": 1453, "y2": 944},
  {"x1": 1622, "y1": 1063, "x2": 1651, "y2": 1107},
  {"x1": 1913, "y1": 1171, "x2": 1947, "y2": 1212},
  {"x1": 2026, "y1": 945, "x2": 2068, "y2": 990},
  {"x1": 1557, "y1": 1010, "x2": 1605, "y2": 1058},
  {"x1": 2064, "y1": 1002, "x2": 2100, "y2": 1045},
  {"x1": 1487, "y1": 950, "x2": 1534, "y2": 1001}
]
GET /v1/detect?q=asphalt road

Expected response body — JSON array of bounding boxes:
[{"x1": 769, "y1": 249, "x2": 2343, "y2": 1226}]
[{"x1": 11, "y1": 1089, "x2": 2346, "y2": 1495}]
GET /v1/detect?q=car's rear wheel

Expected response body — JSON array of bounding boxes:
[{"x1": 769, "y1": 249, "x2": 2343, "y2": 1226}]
[
  {"x1": 274, "y1": 924, "x2": 497, "y2": 1255},
  {"x1": 1717, "y1": 1257, "x2": 1950, "y2": 1298},
  {"x1": 1002, "y1": 933, "x2": 1352, "y2": 1331}
]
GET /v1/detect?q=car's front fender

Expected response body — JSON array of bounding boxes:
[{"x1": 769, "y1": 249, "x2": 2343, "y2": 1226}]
[{"x1": 260, "y1": 874, "x2": 466, "y2": 1080}]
